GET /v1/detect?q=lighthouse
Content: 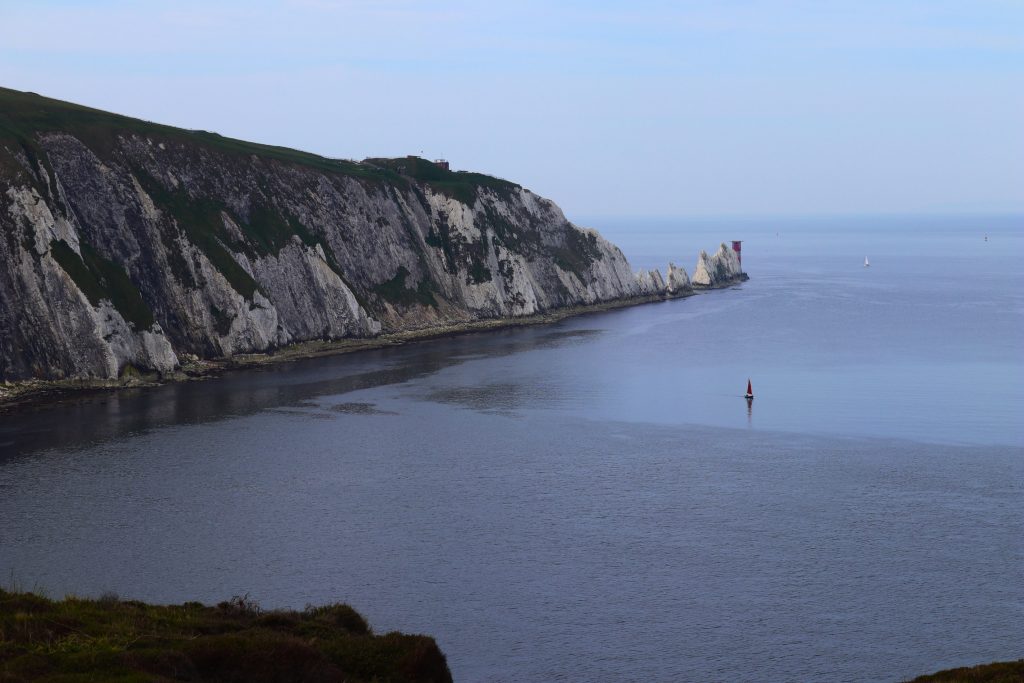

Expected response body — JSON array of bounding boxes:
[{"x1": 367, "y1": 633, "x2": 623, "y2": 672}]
[{"x1": 731, "y1": 240, "x2": 742, "y2": 267}]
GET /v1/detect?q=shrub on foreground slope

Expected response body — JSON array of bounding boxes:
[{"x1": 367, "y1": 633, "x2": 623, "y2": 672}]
[{"x1": 0, "y1": 590, "x2": 451, "y2": 682}]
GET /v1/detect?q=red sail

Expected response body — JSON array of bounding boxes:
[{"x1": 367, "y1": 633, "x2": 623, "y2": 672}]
[{"x1": 746, "y1": 379, "x2": 753, "y2": 396}]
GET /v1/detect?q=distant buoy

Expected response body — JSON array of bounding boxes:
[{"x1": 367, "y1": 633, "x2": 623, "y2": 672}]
[{"x1": 744, "y1": 378, "x2": 753, "y2": 400}]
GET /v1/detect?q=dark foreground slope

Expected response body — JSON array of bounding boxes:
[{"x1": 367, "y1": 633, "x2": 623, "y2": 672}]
[
  {"x1": 905, "y1": 660, "x2": 1024, "y2": 683},
  {"x1": 0, "y1": 590, "x2": 450, "y2": 683},
  {"x1": 0, "y1": 87, "x2": 745, "y2": 384}
]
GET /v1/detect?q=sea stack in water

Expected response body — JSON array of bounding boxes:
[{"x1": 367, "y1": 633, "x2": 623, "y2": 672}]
[
  {"x1": 692, "y1": 243, "x2": 746, "y2": 288},
  {"x1": 665, "y1": 262, "x2": 692, "y2": 295}
]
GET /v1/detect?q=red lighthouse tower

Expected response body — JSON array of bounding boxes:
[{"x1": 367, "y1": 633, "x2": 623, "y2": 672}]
[{"x1": 731, "y1": 240, "x2": 742, "y2": 267}]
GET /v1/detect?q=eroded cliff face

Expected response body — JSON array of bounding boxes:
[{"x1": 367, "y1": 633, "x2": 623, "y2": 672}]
[{"x1": 0, "y1": 88, "x2": 746, "y2": 382}]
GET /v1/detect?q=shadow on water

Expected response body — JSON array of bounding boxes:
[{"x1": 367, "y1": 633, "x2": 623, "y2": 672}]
[
  {"x1": 322, "y1": 402, "x2": 399, "y2": 416},
  {"x1": 0, "y1": 326, "x2": 604, "y2": 461},
  {"x1": 422, "y1": 381, "x2": 558, "y2": 414}
]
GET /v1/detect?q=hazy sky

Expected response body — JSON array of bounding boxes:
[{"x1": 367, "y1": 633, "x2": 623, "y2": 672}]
[{"x1": 2, "y1": 0, "x2": 1021, "y2": 217}]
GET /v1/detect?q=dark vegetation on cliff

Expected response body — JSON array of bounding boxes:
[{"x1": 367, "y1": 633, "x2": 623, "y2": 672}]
[
  {"x1": 372, "y1": 266, "x2": 439, "y2": 308},
  {"x1": 0, "y1": 589, "x2": 451, "y2": 683},
  {"x1": 363, "y1": 156, "x2": 519, "y2": 206},
  {"x1": 904, "y1": 659, "x2": 1024, "y2": 683},
  {"x1": 47, "y1": 239, "x2": 156, "y2": 330}
]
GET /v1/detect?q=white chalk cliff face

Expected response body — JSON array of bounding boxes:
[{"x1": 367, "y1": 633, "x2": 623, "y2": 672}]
[{"x1": 0, "y1": 89, "x2": 746, "y2": 382}]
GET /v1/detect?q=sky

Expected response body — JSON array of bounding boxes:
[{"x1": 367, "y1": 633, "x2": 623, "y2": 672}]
[{"x1": 1, "y1": 0, "x2": 1022, "y2": 218}]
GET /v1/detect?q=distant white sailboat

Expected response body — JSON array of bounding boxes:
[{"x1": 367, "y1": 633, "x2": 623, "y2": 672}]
[{"x1": 864, "y1": 256, "x2": 870, "y2": 268}]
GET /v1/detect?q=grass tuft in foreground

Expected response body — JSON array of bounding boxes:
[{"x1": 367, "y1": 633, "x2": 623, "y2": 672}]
[{"x1": 0, "y1": 589, "x2": 451, "y2": 682}]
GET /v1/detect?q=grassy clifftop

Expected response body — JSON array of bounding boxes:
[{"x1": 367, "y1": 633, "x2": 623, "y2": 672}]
[
  {"x1": 0, "y1": 86, "x2": 382, "y2": 178},
  {"x1": 364, "y1": 156, "x2": 519, "y2": 205},
  {"x1": 0, "y1": 86, "x2": 516, "y2": 205},
  {"x1": 0, "y1": 590, "x2": 451, "y2": 682}
]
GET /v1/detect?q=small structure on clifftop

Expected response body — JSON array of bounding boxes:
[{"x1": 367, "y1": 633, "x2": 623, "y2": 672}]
[{"x1": 732, "y1": 240, "x2": 742, "y2": 266}]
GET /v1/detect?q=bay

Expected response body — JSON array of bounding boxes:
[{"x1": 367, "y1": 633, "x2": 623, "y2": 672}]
[{"x1": 1, "y1": 215, "x2": 1022, "y2": 682}]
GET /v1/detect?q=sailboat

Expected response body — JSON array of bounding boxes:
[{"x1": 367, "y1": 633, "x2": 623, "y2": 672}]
[
  {"x1": 864, "y1": 256, "x2": 870, "y2": 267},
  {"x1": 744, "y1": 379, "x2": 753, "y2": 400}
]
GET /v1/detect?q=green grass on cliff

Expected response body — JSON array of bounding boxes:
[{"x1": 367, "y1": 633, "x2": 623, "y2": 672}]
[
  {"x1": 552, "y1": 226, "x2": 603, "y2": 277},
  {"x1": 373, "y1": 266, "x2": 439, "y2": 307},
  {"x1": 48, "y1": 239, "x2": 156, "y2": 330},
  {"x1": 130, "y1": 170, "x2": 264, "y2": 301},
  {"x1": 0, "y1": 87, "x2": 517, "y2": 203},
  {"x1": 0, "y1": 87, "x2": 388, "y2": 180},
  {"x1": 0, "y1": 589, "x2": 451, "y2": 683},
  {"x1": 363, "y1": 156, "x2": 519, "y2": 206}
]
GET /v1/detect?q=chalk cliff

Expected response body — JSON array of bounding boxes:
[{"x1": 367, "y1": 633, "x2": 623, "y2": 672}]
[{"x1": 0, "y1": 88, "x2": 746, "y2": 382}]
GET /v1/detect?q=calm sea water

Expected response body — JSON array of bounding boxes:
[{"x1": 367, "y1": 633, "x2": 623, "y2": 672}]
[{"x1": 1, "y1": 215, "x2": 1022, "y2": 682}]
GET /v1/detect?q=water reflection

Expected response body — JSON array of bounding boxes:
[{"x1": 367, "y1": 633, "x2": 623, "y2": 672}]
[{"x1": 0, "y1": 327, "x2": 604, "y2": 461}]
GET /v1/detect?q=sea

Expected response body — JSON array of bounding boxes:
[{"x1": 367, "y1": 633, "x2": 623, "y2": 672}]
[{"x1": 1, "y1": 215, "x2": 1022, "y2": 682}]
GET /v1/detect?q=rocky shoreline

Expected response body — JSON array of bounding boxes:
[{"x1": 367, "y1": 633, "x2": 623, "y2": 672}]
[{"x1": 0, "y1": 277, "x2": 746, "y2": 413}]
